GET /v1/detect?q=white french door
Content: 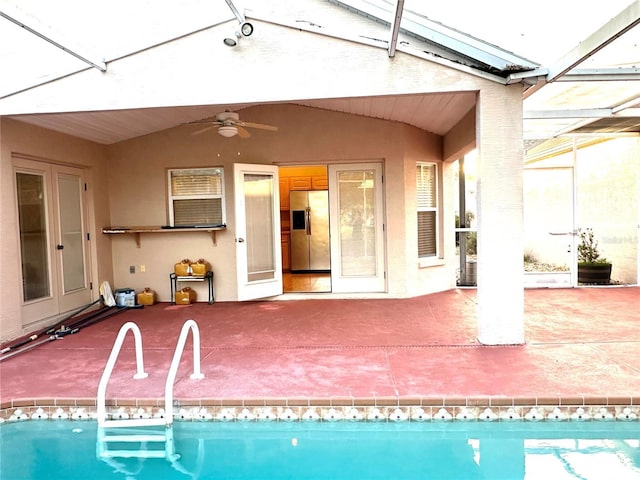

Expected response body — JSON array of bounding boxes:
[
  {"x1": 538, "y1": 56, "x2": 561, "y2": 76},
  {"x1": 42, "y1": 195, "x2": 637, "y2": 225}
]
[
  {"x1": 328, "y1": 163, "x2": 386, "y2": 293},
  {"x1": 14, "y1": 158, "x2": 92, "y2": 327},
  {"x1": 234, "y1": 163, "x2": 283, "y2": 300}
]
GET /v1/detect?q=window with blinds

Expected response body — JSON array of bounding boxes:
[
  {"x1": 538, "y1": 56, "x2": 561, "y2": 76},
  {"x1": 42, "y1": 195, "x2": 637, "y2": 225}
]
[
  {"x1": 416, "y1": 163, "x2": 437, "y2": 257},
  {"x1": 168, "y1": 168, "x2": 225, "y2": 226}
]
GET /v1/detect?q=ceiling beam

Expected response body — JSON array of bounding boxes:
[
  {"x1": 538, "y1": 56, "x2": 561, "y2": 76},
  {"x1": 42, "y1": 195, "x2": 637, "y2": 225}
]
[
  {"x1": 0, "y1": 1, "x2": 106, "y2": 72},
  {"x1": 612, "y1": 95, "x2": 640, "y2": 113},
  {"x1": 523, "y1": 1, "x2": 640, "y2": 99},
  {"x1": 388, "y1": 0, "x2": 404, "y2": 57},
  {"x1": 555, "y1": 67, "x2": 640, "y2": 82},
  {"x1": 525, "y1": 108, "x2": 640, "y2": 120},
  {"x1": 546, "y1": 0, "x2": 640, "y2": 82},
  {"x1": 524, "y1": 109, "x2": 614, "y2": 119}
]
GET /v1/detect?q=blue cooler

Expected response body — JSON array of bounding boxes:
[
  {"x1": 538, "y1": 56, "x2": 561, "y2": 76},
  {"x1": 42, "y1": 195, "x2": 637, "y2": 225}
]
[{"x1": 114, "y1": 288, "x2": 135, "y2": 307}]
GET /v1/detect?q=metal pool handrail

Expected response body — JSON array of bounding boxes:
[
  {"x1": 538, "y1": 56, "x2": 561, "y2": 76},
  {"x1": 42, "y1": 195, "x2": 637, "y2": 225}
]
[
  {"x1": 96, "y1": 319, "x2": 204, "y2": 427},
  {"x1": 97, "y1": 321, "x2": 148, "y2": 426},
  {"x1": 164, "y1": 319, "x2": 205, "y2": 426}
]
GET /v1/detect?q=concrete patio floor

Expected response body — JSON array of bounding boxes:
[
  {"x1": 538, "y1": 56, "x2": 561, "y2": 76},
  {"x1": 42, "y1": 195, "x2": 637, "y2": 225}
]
[{"x1": 1, "y1": 287, "x2": 639, "y2": 410}]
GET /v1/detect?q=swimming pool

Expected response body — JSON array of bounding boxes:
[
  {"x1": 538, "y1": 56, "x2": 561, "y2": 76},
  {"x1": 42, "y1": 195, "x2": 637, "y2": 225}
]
[{"x1": 1, "y1": 420, "x2": 639, "y2": 479}]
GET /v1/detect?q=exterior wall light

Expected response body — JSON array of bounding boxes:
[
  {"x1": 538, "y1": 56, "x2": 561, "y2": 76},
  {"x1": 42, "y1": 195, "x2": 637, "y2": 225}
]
[
  {"x1": 240, "y1": 22, "x2": 253, "y2": 36},
  {"x1": 223, "y1": 0, "x2": 253, "y2": 47},
  {"x1": 223, "y1": 22, "x2": 253, "y2": 47},
  {"x1": 224, "y1": 31, "x2": 241, "y2": 47}
]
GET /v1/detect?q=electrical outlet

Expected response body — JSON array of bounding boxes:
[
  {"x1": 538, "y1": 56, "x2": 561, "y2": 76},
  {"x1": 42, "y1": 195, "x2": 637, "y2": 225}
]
[
  {"x1": 129, "y1": 265, "x2": 135, "y2": 274},
  {"x1": 140, "y1": 264, "x2": 146, "y2": 273}
]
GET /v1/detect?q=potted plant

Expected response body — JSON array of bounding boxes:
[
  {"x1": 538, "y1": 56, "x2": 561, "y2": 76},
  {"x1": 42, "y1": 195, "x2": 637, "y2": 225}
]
[{"x1": 577, "y1": 228, "x2": 612, "y2": 284}]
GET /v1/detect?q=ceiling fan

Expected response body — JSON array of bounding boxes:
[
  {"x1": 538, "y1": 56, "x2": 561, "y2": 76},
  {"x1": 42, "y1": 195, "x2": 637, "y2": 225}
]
[{"x1": 186, "y1": 112, "x2": 278, "y2": 138}]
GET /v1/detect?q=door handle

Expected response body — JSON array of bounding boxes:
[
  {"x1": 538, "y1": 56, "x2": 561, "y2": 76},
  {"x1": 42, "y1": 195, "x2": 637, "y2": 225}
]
[
  {"x1": 306, "y1": 208, "x2": 311, "y2": 236},
  {"x1": 56, "y1": 244, "x2": 64, "y2": 250},
  {"x1": 236, "y1": 238, "x2": 245, "y2": 243}
]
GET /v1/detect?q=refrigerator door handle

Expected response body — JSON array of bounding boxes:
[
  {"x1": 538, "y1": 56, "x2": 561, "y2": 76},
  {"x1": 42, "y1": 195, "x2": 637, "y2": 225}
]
[{"x1": 306, "y1": 207, "x2": 311, "y2": 235}]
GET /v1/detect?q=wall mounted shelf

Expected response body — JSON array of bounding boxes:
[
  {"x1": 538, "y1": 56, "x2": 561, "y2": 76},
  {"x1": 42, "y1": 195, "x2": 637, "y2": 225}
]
[{"x1": 102, "y1": 226, "x2": 226, "y2": 247}]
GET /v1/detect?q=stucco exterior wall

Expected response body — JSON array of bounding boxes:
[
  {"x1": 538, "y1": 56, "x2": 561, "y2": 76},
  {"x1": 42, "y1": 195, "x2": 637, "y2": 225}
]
[
  {"x1": 0, "y1": 117, "x2": 111, "y2": 341},
  {"x1": 0, "y1": 12, "x2": 523, "y2": 344},
  {"x1": 475, "y1": 84, "x2": 525, "y2": 345},
  {"x1": 105, "y1": 104, "x2": 447, "y2": 302},
  {"x1": 0, "y1": 21, "x2": 490, "y2": 117}
]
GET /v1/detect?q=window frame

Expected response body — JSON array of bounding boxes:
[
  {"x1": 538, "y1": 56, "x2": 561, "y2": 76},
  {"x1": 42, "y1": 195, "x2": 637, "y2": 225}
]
[
  {"x1": 416, "y1": 161, "x2": 439, "y2": 261},
  {"x1": 167, "y1": 167, "x2": 226, "y2": 227}
]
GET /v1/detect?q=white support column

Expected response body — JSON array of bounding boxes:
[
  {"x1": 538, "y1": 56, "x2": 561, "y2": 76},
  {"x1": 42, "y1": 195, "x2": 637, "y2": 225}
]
[{"x1": 475, "y1": 85, "x2": 525, "y2": 345}]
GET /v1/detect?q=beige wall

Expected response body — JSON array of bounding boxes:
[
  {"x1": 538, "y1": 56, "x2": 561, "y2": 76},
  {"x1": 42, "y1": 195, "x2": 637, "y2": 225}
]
[
  {"x1": 577, "y1": 138, "x2": 639, "y2": 284},
  {"x1": 0, "y1": 117, "x2": 111, "y2": 341},
  {"x1": 106, "y1": 104, "x2": 448, "y2": 302}
]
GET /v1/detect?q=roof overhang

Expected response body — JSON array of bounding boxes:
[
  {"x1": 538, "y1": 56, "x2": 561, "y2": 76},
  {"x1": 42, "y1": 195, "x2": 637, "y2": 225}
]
[
  {"x1": 328, "y1": 0, "x2": 539, "y2": 75},
  {"x1": 1, "y1": 0, "x2": 637, "y2": 156}
]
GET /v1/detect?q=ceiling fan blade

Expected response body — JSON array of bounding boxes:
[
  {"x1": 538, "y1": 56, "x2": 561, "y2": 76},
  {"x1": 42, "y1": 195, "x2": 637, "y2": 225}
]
[
  {"x1": 237, "y1": 126, "x2": 251, "y2": 138},
  {"x1": 239, "y1": 121, "x2": 278, "y2": 131},
  {"x1": 192, "y1": 125, "x2": 216, "y2": 135}
]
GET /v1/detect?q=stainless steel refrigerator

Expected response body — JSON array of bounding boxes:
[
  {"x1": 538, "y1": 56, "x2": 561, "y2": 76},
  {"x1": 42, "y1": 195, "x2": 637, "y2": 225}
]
[{"x1": 290, "y1": 190, "x2": 330, "y2": 271}]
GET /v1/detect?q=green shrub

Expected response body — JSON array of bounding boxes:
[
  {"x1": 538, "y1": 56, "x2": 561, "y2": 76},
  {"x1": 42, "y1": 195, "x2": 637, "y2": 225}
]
[{"x1": 577, "y1": 228, "x2": 608, "y2": 264}]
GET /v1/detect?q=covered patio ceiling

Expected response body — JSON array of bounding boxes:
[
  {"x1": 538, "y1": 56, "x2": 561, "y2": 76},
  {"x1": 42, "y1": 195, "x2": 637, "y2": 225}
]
[{"x1": 1, "y1": 0, "x2": 638, "y2": 157}]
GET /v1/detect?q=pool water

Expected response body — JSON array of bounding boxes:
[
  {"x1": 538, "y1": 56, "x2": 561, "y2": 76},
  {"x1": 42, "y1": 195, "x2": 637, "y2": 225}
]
[{"x1": 1, "y1": 421, "x2": 639, "y2": 479}]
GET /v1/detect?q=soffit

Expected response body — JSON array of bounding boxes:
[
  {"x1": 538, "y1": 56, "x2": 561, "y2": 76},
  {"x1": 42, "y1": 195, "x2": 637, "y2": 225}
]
[{"x1": 10, "y1": 92, "x2": 476, "y2": 145}]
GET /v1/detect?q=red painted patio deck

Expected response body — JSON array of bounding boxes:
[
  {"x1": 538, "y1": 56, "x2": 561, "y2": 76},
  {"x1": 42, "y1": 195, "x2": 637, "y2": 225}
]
[{"x1": 1, "y1": 287, "x2": 639, "y2": 409}]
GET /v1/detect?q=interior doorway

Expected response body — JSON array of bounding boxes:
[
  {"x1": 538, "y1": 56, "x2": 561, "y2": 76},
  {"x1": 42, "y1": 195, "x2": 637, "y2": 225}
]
[
  {"x1": 279, "y1": 165, "x2": 331, "y2": 293},
  {"x1": 279, "y1": 162, "x2": 387, "y2": 294}
]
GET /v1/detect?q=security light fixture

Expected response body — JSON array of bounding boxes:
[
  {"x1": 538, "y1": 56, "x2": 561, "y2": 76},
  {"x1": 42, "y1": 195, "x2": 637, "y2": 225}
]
[
  {"x1": 224, "y1": 31, "x2": 241, "y2": 47},
  {"x1": 223, "y1": 22, "x2": 253, "y2": 47},
  {"x1": 223, "y1": 0, "x2": 253, "y2": 47},
  {"x1": 240, "y1": 22, "x2": 253, "y2": 37}
]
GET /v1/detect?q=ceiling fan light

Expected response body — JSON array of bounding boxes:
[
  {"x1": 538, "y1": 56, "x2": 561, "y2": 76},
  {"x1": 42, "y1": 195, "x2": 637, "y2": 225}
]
[{"x1": 218, "y1": 125, "x2": 238, "y2": 137}]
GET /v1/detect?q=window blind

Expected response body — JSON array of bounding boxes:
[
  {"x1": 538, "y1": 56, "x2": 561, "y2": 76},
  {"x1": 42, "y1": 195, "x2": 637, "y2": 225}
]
[
  {"x1": 416, "y1": 163, "x2": 437, "y2": 257},
  {"x1": 168, "y1": 168, "x2": 225, "y2": 226},
  {"x1": 417, "y1": 211, "x2": 436, "y2": 256}
]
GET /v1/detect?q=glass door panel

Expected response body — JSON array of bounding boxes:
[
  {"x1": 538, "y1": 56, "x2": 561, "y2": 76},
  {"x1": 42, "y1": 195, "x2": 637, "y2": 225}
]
[
  {"x1": 245, "y1": 173, "x2": 275, "y2": 282},
  {"x1": 329, "y1": 163, "x2": 386, "y2": 293},
  {"x1": 58, "y1": 175, "x2": 86, "y2": 292},
  {"x1": 16, "y1": 172, "x2": 51, "y2": 302},
  {"x1": 337, "y1": 170, "x2": 376, "y2": 276}
]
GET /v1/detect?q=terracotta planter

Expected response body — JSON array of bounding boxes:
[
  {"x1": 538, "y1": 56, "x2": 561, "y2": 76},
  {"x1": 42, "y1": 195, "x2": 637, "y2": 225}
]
[{"x1": 577, "y1": 263, "x2": 612, "y2": 284}]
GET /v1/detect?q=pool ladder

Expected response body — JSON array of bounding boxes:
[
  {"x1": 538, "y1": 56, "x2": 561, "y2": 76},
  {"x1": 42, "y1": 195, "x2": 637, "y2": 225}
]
[{"x1": 96, "y1": 319, "x2": 204, "y2": 461}]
